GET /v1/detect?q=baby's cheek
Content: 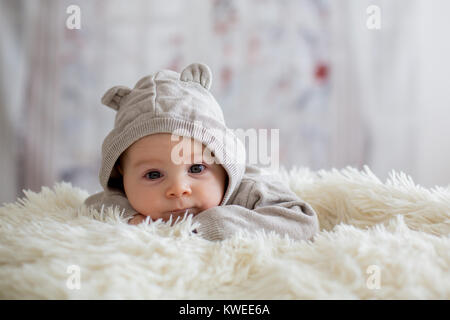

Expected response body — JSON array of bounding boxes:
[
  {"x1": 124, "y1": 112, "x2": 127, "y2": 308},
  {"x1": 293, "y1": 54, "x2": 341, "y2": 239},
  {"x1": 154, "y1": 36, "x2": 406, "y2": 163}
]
[
  {"x1": 127, "y1": 190, "x2": 159, "y2": 218},
  {"x1": 199, "y1": 184, "x2": 224, "y2": 210}
]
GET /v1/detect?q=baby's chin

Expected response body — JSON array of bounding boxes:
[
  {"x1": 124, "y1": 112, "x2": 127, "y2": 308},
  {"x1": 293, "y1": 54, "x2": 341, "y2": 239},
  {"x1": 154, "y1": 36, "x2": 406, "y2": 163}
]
[{"x1": 152, "y1": 207, "x2": 200, "y2": 222}]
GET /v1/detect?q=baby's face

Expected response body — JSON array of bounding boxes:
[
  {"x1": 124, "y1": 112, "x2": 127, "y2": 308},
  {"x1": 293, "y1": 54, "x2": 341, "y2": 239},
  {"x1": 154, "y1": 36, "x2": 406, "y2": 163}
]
[{"x1": 118, "y1": 133, "x2": 228, "y2": 222}]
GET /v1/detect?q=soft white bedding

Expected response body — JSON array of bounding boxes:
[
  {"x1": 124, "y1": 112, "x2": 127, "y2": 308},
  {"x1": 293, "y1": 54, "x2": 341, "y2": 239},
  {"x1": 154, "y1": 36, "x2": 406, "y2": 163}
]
[{"x1": 0, "y1": 165, "x2": 448, "y2": 299}]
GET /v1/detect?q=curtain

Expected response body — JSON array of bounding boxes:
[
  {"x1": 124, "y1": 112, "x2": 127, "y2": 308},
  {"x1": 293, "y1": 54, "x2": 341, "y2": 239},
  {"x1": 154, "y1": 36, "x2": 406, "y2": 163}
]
[
  {"x1": 329, "y1": 0, "x2": 450, "y2": 188},
  {"x1": 0, "y1": 0, "x2": 331, "y2": 202}
]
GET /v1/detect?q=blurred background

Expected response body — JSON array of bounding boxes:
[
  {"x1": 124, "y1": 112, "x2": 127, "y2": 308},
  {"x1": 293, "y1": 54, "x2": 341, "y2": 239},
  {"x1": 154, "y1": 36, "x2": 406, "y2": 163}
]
[{"x1": 1, "y1": 0, "x2": 450, "y2": 204}]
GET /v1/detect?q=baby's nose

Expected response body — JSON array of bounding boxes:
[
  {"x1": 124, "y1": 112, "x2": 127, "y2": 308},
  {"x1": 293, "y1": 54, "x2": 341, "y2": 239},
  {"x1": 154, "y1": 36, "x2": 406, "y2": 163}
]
[{"x1": 166, "y1": 179, "x2": 192, "y2": 198}]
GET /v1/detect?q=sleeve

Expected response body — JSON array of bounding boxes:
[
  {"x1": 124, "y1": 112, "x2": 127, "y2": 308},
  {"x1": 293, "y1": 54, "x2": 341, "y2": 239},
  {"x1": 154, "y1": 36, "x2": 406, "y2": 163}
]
[
  {"x1": 192, "y1": 175, "x2": 320, "y2": 242},
  {"x1": 84, "y1": 190, "x2": 138, "y2": 220}
]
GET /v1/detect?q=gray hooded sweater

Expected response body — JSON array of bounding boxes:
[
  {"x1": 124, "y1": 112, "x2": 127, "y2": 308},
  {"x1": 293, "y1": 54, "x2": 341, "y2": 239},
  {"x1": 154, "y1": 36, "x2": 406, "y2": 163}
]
[{"x1": 84, "y1": 63, "x2": 319, "y2": 241}]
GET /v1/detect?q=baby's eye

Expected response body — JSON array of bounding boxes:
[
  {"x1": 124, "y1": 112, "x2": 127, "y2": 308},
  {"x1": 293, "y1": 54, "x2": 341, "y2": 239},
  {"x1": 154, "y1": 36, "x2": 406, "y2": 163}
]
[
  {"x1": 144, "y1": 171, "x2": 162, "y2": 180},
  {"x1": 189, "y1": 164, "x2": 205, "y2": 174}
]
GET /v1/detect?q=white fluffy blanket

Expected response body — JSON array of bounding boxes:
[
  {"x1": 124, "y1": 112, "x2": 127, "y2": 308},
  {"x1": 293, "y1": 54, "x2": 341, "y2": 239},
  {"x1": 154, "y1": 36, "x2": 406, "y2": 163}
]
[{"x1": 1, "y1": 166, "x2": 449, "y2": 299}]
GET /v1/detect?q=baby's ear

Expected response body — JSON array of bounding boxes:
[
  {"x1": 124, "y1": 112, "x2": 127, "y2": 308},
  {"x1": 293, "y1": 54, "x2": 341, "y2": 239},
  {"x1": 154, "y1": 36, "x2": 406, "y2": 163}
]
[
  {"x1": 101, "y1": 85, "x2": 131, "y2": 111},
  {"x1": 116, "y1": 163, "x2": 123, "y2": 175}
]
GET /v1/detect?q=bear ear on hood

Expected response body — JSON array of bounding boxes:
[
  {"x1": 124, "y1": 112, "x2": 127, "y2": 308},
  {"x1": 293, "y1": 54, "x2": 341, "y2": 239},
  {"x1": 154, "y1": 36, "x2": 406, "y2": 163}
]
[
  {"x1": 180, "y1": 63, "x2": 212, "y2": 90},
  {"x1": 101, "y1": 85, "x2": 131, "y2": 111}
]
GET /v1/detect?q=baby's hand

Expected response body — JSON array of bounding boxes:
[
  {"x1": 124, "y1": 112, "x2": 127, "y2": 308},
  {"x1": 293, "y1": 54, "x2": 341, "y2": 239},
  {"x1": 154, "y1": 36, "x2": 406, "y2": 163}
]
[{"x1": 128, "y1": 213, "x2": 148, "y2": 225}]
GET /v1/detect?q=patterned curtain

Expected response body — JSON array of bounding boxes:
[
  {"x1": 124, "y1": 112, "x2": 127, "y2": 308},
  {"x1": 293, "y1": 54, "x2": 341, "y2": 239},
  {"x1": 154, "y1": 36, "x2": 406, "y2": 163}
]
[
  {"x1": 3, "y1": 0, "x2": 449, "y2": 204},
  {"x1": 1, "y1": 0, "x2": 331, "y2": 202}
]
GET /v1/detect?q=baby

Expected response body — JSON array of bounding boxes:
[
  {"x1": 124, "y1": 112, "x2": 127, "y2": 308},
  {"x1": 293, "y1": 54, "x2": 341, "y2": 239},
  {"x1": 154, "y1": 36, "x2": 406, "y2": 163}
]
[
  {"x1": 85, "y1": 63, "x2": 319, "y2": 241},
  {"x1": 117, "y1": 133, "x2": 228, "y2": 225}
]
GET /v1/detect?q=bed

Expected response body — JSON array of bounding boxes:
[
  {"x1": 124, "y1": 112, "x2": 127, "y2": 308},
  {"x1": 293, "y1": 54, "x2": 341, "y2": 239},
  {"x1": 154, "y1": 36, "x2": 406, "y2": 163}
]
[{"x1": 0, "y1": 165, "x2": 448, "y2": 299}]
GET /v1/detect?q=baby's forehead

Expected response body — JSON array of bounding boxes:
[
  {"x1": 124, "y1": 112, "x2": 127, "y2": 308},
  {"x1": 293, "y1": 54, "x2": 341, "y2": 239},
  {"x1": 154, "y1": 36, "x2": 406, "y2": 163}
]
[
  {"x1": 123, "y1": 134, "x2": 213, "y2": 164},
  {"x1": 131, "y1": 134, "x2": 206, "y2": 151}
]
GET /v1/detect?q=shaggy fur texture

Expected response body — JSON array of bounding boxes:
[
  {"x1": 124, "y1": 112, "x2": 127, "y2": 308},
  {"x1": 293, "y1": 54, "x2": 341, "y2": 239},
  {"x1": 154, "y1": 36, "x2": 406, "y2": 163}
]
[{"x1": 0, "y1": 165, "x2": 449, "y2": 299}]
